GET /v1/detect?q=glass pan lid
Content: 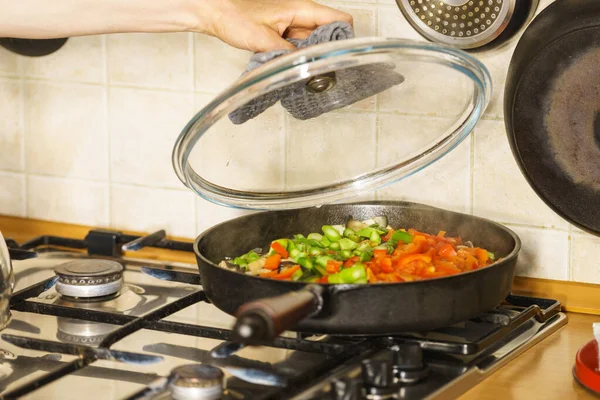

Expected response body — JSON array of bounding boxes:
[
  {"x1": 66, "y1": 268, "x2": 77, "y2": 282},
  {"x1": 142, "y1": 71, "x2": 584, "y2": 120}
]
[{"x1": 172, "y1": 38, "x2": 491, "y2": 210}]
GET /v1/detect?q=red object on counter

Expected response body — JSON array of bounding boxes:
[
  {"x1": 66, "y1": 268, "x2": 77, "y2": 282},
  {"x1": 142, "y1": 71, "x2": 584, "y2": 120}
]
[{"x1": 574, "y1": 339, "x2": 600, "y2": 394}]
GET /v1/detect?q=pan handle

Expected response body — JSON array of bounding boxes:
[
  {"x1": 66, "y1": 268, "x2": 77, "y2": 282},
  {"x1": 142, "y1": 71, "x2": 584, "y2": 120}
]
[{"x1": 231, "y1": 285, "x2": 324, "y2": 344}]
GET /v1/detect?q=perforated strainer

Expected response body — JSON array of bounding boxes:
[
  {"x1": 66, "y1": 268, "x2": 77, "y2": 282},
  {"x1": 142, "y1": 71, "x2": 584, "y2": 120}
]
[{"x1": 397, "y1": 0, "x2": 535, "y2": 50}]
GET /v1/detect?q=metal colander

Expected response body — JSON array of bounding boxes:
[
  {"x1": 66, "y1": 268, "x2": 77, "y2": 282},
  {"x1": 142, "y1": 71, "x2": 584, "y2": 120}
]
[{"x1": 398, "y1": 0, "x2": 514, "y2": 49}]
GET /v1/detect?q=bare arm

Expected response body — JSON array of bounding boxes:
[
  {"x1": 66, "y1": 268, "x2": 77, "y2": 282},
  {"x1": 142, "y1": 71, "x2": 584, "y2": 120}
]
[{"x1": 0, "y1": 0, "x2": 352, "y2": 52}]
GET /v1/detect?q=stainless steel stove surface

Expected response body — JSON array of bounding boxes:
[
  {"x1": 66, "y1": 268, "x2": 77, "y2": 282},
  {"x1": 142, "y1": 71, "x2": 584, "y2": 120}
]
[{"x1": 2, "y1": 229, "x2": 567, "y2": 400}]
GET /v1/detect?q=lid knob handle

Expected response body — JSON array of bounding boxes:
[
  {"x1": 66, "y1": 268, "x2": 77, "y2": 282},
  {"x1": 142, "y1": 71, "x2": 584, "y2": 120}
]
[{"x1": 306, "y1": 72, "x2": 336, "y2": 93}]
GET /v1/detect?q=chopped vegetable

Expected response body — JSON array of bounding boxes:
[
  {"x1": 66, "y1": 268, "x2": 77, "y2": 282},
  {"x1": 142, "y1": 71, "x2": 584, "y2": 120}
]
[
  {"x1": 220, "y1": 218, "x2": 496, "y2": 284},
  {"x1": 270, "y1": 241, "x2": 289, "y2": 258},
  {"x1": 264, "y1": 254, "x2": 281, "y2": 270},
  {"x1": 272, "y1": 265, "x2": 301, "y2": 280},
  {"x1": 391, "y1": 230, "x2": 413, "y2": 244},
  {"x1": 322, "y1": 225, "x2": 342, "y2": 242}
]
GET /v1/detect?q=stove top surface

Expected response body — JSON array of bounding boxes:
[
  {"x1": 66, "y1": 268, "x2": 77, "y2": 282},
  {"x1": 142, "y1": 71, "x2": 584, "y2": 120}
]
[{"x1": 1, "y1": 229, "x2": 567, "y2": 400}]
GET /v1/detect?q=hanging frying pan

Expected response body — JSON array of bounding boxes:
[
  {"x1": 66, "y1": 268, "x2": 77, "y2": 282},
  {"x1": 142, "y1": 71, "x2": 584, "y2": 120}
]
[
  {"x1": 505, "y1": 0, "x2": 600, "y2": 236},
  {"x1": 0, "y1": 38, "x2": 68, "y2": 57}
]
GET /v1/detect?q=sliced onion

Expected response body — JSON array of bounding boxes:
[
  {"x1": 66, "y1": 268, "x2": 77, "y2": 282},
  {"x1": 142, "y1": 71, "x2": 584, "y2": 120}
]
[
  {"x1": 373, "y1": 216, "x2": 388, "y2": 227},
  {"x1": 347, "y1": 219, "x2": 368, "y2": 231}
]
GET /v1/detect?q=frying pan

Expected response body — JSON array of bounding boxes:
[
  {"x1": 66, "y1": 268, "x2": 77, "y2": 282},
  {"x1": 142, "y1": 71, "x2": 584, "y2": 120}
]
[
  {"x1": 193, "y1": 201, "x2": 520, "y2": 344},
  {"x1": 0, "y1": 38, "x2": 68, "y2": 57},
  {"x1": 505, "y1": 0, "x2": 600, "y2": 236}
]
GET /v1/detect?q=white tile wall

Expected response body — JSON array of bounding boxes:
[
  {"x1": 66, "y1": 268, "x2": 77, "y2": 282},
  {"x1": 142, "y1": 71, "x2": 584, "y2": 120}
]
[
  {"x1": 26, "y1": 175, "x2": 109, "y2": 226},
  {"x1": 571, "y1": 234, "x2": 600, "y2": 284},
  {"x1": 0, "y1": 0, "x2": 593, "y2": 284},
  {"x1": 107, "y1": 33, "x2": 192, "y2": 90},
  {"x1": 108, "y1": 87, "x2": 194, "y2": 188},
  {"x1": 111, "y1": 184, "x2": 196, "y2": 238},
  {"x1": 23, "y1": 36, "x2": 105, "y2": 84},
  {"x1": 0, "y1": 79, "x2": 23, "y2": 171},
  {"x1": 0, "y1": 47, "x2": 19, "y2": 78},
  {"x1": 0, "y1": 172, "x2": 25, "y2": 217},
  {"x1": 25, "y1": 81, "x2": 108, "y2": 180}
]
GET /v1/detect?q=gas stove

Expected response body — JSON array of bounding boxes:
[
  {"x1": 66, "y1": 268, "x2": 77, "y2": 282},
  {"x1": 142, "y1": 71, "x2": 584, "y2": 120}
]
[{"x1": 2, "y1": 229, "x2": 567, "y2": 400}]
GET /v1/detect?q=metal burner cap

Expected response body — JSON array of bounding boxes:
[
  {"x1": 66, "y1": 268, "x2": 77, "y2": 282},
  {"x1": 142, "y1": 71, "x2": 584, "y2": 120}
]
[
  {"x1": 54, "y1": 260, "x2": 123, "y2": 298},
  {"x1": 169, "y1": 364, "x2": 224, "y2": 400}
]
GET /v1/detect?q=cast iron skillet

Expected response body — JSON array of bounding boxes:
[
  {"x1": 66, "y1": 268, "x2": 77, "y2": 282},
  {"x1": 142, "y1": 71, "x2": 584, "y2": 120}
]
[
  {"x1": 194, "y1": 201, "x2": 521, "y2": 345},
  {"x1": 0, "y1": 38, "x2": 68, "y2": 57},
  {"x1": 505, "y1": 0, "x2": 600, "y2": 236}
]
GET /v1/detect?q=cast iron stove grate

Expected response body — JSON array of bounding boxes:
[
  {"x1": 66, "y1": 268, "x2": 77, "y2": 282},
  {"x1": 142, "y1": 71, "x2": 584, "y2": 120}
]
[{"x1": 2, "y1": 229, "x2": 565, "y2": 399}]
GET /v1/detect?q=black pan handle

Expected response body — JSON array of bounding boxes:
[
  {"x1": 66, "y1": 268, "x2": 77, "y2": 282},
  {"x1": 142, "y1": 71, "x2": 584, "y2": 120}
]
[{"x1": 232, "y1": 285, "x2": 324, "y2": 345}]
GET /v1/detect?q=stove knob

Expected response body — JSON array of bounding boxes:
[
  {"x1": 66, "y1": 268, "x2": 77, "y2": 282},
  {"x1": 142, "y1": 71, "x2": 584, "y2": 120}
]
[
  {"x1": 391, "y1": 343, "x2": 423, "y2": 370},
  {"x1": 361, "y1": 357, "x2": 394, "y2": 389},
  {"x1": 332, "y1": 377, "x2": 363, "y2": 400},
  {"x1": 391, "y1": 343, "x2": 429, "y2": 384}
]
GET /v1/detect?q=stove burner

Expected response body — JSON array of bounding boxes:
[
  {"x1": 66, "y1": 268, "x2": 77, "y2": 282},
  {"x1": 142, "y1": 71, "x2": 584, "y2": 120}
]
[
  {"x1": 169, "y1": 364, "x2": 224, "y2": 400},
  {"x1": 56, "y1": 318, "x2": 115, "y2": 345},
  {"x1": 54, "y1": 260, "x2": 124, "y2": 298}
]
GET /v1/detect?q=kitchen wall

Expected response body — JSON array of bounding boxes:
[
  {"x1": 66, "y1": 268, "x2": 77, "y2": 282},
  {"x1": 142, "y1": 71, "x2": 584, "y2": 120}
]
[{"x1": 1, "y1": 0, "x2": 599, "y2": 284}]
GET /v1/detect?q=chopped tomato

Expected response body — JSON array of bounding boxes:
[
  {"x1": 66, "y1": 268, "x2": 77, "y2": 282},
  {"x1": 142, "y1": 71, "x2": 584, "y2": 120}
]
[
  {"x1": 270, "y1": 242, "x2": 289, "y2": 258},
  {"x1": 259, "y1": 270, "x2": 278, "y2": 278},
  {"x1": 326, "y1": 260, "x2": 342, "y2": 274},
  {"x1": 398, "y1": 254, "x2": 432, "y2": 266},
  {"x1": 264, "y1": 254, "x2": 281, "y2": 270},
  {"x1": 438, "y1": 243, "x2": 457, "y2": 258},
  {"x1": 344, "y1": 256, "x2": 359, "y2": 267},
  {"x1": 366, "y1": 267, "x2": 377, "y2": 283},
  {"x1": 474, "y1": 248, "x2": 489, "y2": 264},
  {"x1": 380, "y1": 257, "x2": 393, "y2": 273},
  {"x1": 382, "y1": 229, "x2": 394, "y2": 242},
  {"x1": 272, "y1": 265, "x2": 300, "y2": 280},
  {"x1": 373, "y1": 249, "x2": 387, "y2": 259}
]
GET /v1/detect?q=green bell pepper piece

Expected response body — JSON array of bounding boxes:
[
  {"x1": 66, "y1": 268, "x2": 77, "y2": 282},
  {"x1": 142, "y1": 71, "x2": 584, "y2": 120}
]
[
  {"x1": 327, "y1": 274, "x2": 344, "y2": 284},
  {"x1": 232, "y1": 256, "x2": 248, "y2": 267},
  {"x1": 347, "y1": 233, "x2": 361, "y2": 243},
  {"x1": 356, "y1": 240, "x2": 372, "y2": 253},
  {"x1": 314, "y1": 264, "x2": 328, "y2": 276},
  {"x1": 370, "y1": 231, "x2": 381, "y2": 245},
  {"x1": 315, "y1": 255, "x2": 334, "y2": 268},
  {"x1": 357, "y1": 227, "x2": 376, "y2": 238},
  {"x1": 292, "y1": 269, "x2": 304, "y2": 281},
  {"x1": 307, "y1": 233, "x2": 324, "y2": 242},
  {"x1": 246, "y1": 252, "x2": 261, "y2": 263},
  {"x1": 329, "y1": 242, "x2": 341, "y2": 251},
  {"x1": 338, "y1": 238, "x2": 358, "y2": 251},
  {"x1": 322, "y1": 225, "x2": 342, "y2": 242},
  {"x1": 297, "y1": 257, "x2": 314, "y2": 270},
  {"x1": 339, "y1": 250, "x2": 353, "y2": 260},
  {"x1": 309, "y1": 247, "x2": 325, "y2": 257},
  {"x1": 391, "y1": 230, "x2": 413, "y2": 244},
  {"x1": 339, "y1": 263, "x2": 367, "y2": 283},
  {"x1": 359, "y1": 251, "x2": 373, "y2": 262},
  {"x1": 488, "y1": 251, "x2": 495, "y2": 260},
  {"x1": 320, "y1": 237, "x2": 331, "y2": 247},
  {"x1": 343, "y1": 228, "x2": 356, "y2": 238}
]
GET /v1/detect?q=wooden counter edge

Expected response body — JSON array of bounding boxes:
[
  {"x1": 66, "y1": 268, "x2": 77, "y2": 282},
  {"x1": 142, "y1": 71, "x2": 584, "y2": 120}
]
[{"x1": 2, "y1": 215, "x2": 600, "y2": 315}]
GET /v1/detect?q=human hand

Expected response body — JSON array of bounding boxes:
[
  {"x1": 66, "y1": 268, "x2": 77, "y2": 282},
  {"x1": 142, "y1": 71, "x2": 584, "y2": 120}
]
[{"x1": 198, "y1": 0, "x2": 353, "y2": 52}]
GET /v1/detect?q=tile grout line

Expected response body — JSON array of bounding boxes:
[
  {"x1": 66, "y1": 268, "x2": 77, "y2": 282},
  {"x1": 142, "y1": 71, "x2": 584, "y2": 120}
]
[
  {"x1": 103, "y1": 35, "x2": 111, "y2": 228},
  {"x1": 190, "y1": 32, "x2": 196, "y2": 92}
]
